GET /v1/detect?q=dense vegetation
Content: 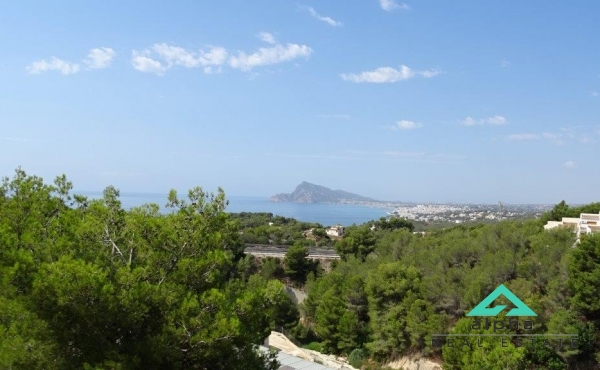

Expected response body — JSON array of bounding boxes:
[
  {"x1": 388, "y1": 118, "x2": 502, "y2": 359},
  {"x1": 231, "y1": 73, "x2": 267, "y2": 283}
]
[
  {"x1": 230, "y1": 212, "x2": 333, "y2": 247},
  {"x1": 0, "y1": 169, "x2": 296, "y2": 369},
  {"x1": 1, "y1": 168, "x2": 599, "y2": 369},
  {"x1": 298, "y1": 208, "x2": 600, "y2": 369}
]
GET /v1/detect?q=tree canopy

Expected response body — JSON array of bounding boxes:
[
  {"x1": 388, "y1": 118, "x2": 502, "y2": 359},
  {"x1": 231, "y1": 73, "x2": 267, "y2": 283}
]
[
  {"x1": 0, "y1": 168, "x2": 282, "y2": 369},
  {"x1": 300, "y1": 204, "x2": 600, "y2": 369}
]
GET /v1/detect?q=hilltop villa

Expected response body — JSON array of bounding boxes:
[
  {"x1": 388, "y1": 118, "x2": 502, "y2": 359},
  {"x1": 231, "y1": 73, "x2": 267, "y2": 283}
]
[
  {"x1": 544, "y1": 212, "x2": 600, "y2": 242},
  {"x1": 326, "y1": 225, "x2": 345, "y2": 237}
]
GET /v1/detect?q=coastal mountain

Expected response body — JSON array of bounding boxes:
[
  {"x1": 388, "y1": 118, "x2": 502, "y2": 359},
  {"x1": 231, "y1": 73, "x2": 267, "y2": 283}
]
[{"x1": 270, "y1": 181, "x2": 376, "y2": 204}]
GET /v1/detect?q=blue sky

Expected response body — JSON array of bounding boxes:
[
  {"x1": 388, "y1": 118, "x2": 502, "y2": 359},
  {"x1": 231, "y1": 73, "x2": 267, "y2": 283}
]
[{"x1": 1, "y1": 1, "x2": 599, "y2": 204}]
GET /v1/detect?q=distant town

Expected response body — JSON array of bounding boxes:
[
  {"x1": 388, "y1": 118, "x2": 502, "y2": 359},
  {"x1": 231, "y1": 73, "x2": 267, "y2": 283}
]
[
  {"x1": 272, "y1": 181, "x2": 552, "y2": 225},
  {"x1": 387, "y1": 203, "x2": 551, "y2": 224}
]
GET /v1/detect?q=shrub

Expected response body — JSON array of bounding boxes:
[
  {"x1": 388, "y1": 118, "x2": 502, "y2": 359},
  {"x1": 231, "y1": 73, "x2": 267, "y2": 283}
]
[{"x1": 348, "y1": 348, "x2": 367, "y2": 369}]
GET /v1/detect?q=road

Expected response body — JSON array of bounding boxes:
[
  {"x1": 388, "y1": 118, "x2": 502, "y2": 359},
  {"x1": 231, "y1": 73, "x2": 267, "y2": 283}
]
[{"x1": 244, "y1": 243, "x2": 340, "y2": 259}]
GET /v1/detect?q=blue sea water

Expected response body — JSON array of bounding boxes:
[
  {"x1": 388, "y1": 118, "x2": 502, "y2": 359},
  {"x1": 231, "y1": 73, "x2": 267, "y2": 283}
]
[{"x1": 79, "y1": 192, "x2": 390, "y2": 227}]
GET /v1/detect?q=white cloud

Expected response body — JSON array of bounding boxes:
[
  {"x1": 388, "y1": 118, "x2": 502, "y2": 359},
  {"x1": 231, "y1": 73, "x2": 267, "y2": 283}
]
[
  {"x1": 84, "y1": 47, "x2": 115, "y2": 69},
  {"x1": 26, "y1": 57, "x2": 80, "y2": 75},
  {"x1": 389, "y1": 120, "x2": 422, "y2": 130},
  {"x1": 152, "y1": 44, "x2": 228, "y2": 68},
  {"x1": 131, "y1": 44, "x2": 228, "y2": 75},
  {"x1": 501, "y1": 59, "x2": 510, "y2": 67},
  {"x1": 564, "y1": 161, "x2": 576, "y2": 169},
  {"x1": 229, "y1": 43, "x2": 312, "y2": 71},
  {"x1": 203, "y1": 66, "x2": 222, "y2": 74},
  {"x1": 305, "y1": 6, "x2": 342, "y2": 27},
  {"x1": 486, "y1": 115, "x2": 508, "y2": 125},
  {"x1": 379, "y1": 0, "x2": 410, "y2": 12},
  {"x1": 257, "y1": 32, "x2": 276, "y2": 44},
  {"x1": 507, "y1": 133, "x2": 539, "y2": 141},
  {"x1": 420, "y1": 69, "x2": 442, "y2": 78},
  {"x1": 341, "y1": 65, "x2": 440, "y2": 83},
  {"x1": 461, "y1": 115, "x2": 508, "y2": 126},
  {"x1": 460, "y1": 117, "x2": 478, "y2": 126},
  {"x1": 131, "y1": 51, "x2": 167, "y2": 75}
]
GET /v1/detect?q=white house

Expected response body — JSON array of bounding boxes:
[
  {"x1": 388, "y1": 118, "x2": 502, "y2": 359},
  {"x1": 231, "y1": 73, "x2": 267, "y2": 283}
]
[
  {"x1": 544, "y1": 212, "x2": 600, "y2": 242},
  {"x1": 326, "y1": 225, "x2": 344, "y2": 237}
]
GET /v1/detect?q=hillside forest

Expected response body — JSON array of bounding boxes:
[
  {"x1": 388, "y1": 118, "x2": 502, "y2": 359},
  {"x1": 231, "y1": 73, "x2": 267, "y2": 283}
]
[{"x1": 1, "y1": 168, "x2": 599, "y2": 369}]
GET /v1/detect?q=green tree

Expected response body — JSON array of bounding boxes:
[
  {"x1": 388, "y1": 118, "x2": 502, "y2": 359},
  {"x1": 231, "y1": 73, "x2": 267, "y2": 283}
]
[
  {"x1": 541, "y1": 200, "x2": 570, "y2": 223},
  {"x1": 0, "y1": 168, "x2": 280, "y2": 369},
  {"x1": 314, "y1": 289, "x2": 346, "y2": 353},
  {"x1": 375, "y1": 217, "x2": 414, "y2": 232},
  {"x1": 336, "y1": 310, "x2": 361, "y2": 354},
  {"x1": 264, "y1": 279, "x2": 300, "y2": 331},
  {"x1": 442, "y1": 317, "x2": 526, "y2": 370},
  {"x1": 261, "y1": 257, "x2": 284, "y2": 280},
  {"x1": 335, "y1": 225, "x2": 376, "y2": 261},
  {"x1": 365, "y1": 262, "x2": 422, "y2": 358},
  {"x1": 284, "y1": 243, "x2": 312, "y2": 284},
  {"x1": 568, "y1": 233, "x2": 600, "y2": 319}
]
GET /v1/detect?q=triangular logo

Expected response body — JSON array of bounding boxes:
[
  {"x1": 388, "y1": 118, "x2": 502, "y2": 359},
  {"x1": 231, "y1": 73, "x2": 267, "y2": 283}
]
[{"x1": 466, "y1": 284, "x2": 537, "y2": 316}]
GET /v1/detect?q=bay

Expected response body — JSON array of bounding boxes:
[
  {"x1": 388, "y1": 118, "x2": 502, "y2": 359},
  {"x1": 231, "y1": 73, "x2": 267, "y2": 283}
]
[{"x1": 78, "y1": 192, "x2": 390, "y2": 226}]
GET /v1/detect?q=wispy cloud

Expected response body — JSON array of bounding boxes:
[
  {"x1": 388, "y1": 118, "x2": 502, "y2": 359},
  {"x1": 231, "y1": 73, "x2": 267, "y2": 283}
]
[
  {"x1": 26, "y1": 57, "x2": 80, "y2": 75},
  {"x1": 131, "y1": 44, "x2": 228, "y2": 75},
  {"x1": 257, "y1": 32, "x2": 277, "y2": 44},
  {"x1": 507, "y1": 133, "x2": 540, "y2": 141},
  {"x1": 382, "y1": 150, "x2": 426, "y2": 157},
  {"x1": 317, "y1": 114, "x2": 350, "y2": 120},
  {"x1": 229, "y1": 43, "x2": 312, "y2": 71},
  {"x1": 564, "y1": 161, "x2": 576, "y2": 169},
  {"x1": 381, "y1": 150, "x2": 465, "y2": 163},
  {"x1": 559, "y1": 127, "x2": 597, "y2": 144},
  {"x1": 27, "y1": 47, "x2": 117, "y2": 75},
  {"x1": 506, "y1": 127, "x2": 597, "y2": 145},
  {"x1": 84, "y1": 47, "x2": 115, "y2": 69},
  {"x1": 341, "y1": 65, "x2": 441, "y2": 83},
  {"x1": 461, "y1": 115, "x2": 508, "y2": 126},
  {"x1": 388, "y1": 120, "x2": 422, "y2": 130},
  {"x1": 580, "y1": 136, "x2": 596, "y2": 144},
  {"x1": 154, "y1": 43, "x2": 227, "y2": 68},
  {"x1": 591, "y1": 90, "x2": 599, "y2": 97},
  {"x1": 266, "y1": 152, "x2": 354, "y2": 160},
  {"x1": 500, "y1": 59, "x2": 510, "y2": 67},
  {"x1": 542, "y1": 132, "x2": 565, "y2": 146},
  {"x1": 4, "y1": 137, "x2": 33, "y2": 142},
  {"x1": 379, "y1": 0, "x2": 410, "y2": 12},
  {"x1": 303, "y1": 6, "x2": 342, "y2": 27}
]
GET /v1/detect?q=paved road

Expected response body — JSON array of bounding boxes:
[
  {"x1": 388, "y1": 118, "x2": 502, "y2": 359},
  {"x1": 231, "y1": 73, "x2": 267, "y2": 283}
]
[{"x1": 244, "y1": 243, "x2": 340, "y2": 259}]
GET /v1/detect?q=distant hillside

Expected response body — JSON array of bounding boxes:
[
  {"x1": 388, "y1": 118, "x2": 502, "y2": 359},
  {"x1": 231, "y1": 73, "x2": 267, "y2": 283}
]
[{"x1": 270, "y1": 181, "x2": 377, "y2": 204}]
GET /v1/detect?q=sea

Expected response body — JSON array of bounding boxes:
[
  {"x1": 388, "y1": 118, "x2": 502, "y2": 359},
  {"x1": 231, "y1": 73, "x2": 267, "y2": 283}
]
[{"x1": 78, "y1": 192, "x2": 391, "y2": 227}]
